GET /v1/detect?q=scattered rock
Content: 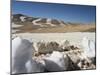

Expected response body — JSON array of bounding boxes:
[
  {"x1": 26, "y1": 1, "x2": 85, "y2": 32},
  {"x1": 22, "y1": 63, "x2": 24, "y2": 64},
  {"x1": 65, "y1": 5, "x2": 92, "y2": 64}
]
[
  {"x1": 77, "y1": 58, "x2": 96, "y2": 70},
  {"x1": 61, "y1": 40, "x2": 71, "y2": 51},
  {"x1": 12, "y1": 37, "x2": 96, "y2": 74},
  {"x1": 33, "y1": 41, "x2": 63, "y2": 54}
]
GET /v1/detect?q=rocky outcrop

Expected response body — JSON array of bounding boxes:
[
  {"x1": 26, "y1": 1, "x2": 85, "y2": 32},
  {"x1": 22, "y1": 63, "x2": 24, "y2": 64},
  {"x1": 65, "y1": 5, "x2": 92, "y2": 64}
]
[
  {"x1": 60, "y1": 40, "x2": 71, "y2": 51},
  {"x1": 33, "y1": 41, "x2": 63, "y2": 54}
]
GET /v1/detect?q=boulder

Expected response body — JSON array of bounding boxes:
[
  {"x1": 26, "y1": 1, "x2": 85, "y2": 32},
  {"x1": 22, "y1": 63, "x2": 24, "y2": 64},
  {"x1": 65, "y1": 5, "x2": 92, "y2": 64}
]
[
  {"x1": 33, "y1": 41, "x2": 62, "y2": 54},
  {"x1": 77, "y1": 58, "x2": 96, "y2": 70},
  {"x1": 45, "y1": 41, "x2": 62, "y2": 52},
  {"x1": 60, "y1": 40, "x2": 71, "y2": 51}
]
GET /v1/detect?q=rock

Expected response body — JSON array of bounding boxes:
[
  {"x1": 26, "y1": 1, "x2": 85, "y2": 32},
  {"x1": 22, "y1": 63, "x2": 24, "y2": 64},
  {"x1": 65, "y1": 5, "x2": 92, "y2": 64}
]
[
  {"x1": 77, "y1": 58, "x2": 96, "y2": 70},
  {"x1": 67, "y1": 51, "x2": 81, "y2": 64},
  {"x1": 61, "y1": 40, "x2": 71, "y2": 51},
  {"x1": 70, "y1": 45, "x2": 79, "y2": 50},
  {"x1": 37, "y1": 41, "x2": 47, "y2": 53},
  {"x1": 33, "y1": 41, "x2": 62, "y2": 54},
  {"x1": 45, "y1": 41, "x2": 62, "y2": 52}
]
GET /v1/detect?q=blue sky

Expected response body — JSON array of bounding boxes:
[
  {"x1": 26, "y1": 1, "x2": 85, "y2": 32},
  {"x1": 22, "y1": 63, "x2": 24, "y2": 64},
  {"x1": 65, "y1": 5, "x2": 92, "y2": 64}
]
[{"x1": 12, "y1": 0, "x2": 96, "y2": 24}]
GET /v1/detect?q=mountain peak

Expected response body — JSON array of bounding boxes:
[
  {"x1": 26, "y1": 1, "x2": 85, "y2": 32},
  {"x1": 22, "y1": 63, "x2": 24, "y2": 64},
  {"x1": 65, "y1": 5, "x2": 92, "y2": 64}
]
[{"x1": 13, "y1": 14, "x2": 26, "y2": 17}]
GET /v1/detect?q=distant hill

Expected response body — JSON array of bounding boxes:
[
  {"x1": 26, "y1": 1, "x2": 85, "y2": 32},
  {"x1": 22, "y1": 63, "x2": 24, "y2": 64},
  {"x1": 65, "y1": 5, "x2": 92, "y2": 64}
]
[
  {"x1": 12, "y1": 14, "x2": 96, "y2": 33},
  {"x1": 12, "y1": 14, "x2": 66, "y2": 26}
]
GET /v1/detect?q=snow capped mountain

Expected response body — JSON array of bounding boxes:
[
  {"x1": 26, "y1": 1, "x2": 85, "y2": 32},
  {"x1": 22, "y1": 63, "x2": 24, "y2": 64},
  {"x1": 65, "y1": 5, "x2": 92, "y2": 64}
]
[
  {"x1": 11, "y1": 14, "x2": 95, "y2": 33},
  {"x1": 11, "y1": 14, "x2": 67, "y2": 33},
  {"x1": 12, "y1": 14, "x2": 67, "y2": 26}
]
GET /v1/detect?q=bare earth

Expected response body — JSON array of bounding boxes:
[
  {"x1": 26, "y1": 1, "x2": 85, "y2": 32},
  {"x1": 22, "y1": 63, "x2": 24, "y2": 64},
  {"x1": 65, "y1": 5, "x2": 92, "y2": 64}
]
[{"x1": 12, "y1": 24, "x2": 95, "y2": 33}]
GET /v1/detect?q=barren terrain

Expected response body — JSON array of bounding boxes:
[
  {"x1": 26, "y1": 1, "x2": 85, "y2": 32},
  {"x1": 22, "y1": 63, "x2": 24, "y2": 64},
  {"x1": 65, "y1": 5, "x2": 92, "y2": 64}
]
[{"x1": 12, "y1": 24, "x2": 95, "y2": 33}]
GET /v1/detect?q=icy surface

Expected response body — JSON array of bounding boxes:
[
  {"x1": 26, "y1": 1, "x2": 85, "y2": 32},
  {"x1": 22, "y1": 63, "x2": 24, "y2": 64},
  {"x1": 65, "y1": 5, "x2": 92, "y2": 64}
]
[
  {"x1": 12, "y1": 32, "x2": 95, "y2": 47},
  {"x1": 12, "y1": 32, "x2": 96, "y2": 73},
  {"x1": 12, "y1": 37, "x2": 45, "y2": 74},
  {"x1": 43, "y1": 51, "x2": 68, "y2": 71},
  {"x1": 82, "y1": 37, "x2": 95, "y2": 58}
]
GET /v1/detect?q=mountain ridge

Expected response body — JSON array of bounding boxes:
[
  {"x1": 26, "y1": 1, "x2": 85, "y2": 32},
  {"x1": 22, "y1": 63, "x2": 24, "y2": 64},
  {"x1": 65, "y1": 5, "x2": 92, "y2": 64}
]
[{"x1": 11, "y1": 14, "x2": 96, "y2": 33}]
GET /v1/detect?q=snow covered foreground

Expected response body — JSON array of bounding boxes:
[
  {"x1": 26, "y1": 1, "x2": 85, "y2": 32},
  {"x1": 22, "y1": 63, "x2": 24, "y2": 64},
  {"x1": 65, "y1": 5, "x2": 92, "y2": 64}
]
[
  {"x1": 12, "y1": 37, "x2": 45, "y2": 74},
  {"x1": 12, "y1": 32, "x2": 96, "y2": 74},
  {"x1": 12, "y1": 32, "x2": 95, "y2": 45},
  {"x1": 12, "y1": 37, "x2": 70, "y2": 74}
]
